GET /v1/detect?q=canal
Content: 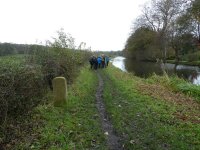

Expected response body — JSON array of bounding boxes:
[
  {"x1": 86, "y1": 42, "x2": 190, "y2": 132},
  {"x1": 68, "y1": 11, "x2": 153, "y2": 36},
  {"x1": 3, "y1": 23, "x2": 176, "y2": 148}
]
[{"x1": 112, "y1": 56, "x2": 200, "y2": 85}]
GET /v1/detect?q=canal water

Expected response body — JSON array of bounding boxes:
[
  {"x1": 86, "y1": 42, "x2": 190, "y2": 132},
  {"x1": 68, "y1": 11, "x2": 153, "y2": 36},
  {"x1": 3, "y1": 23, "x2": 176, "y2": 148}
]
[{"x1": 112, "y1": 56, "x2": 200, "y2": 85}]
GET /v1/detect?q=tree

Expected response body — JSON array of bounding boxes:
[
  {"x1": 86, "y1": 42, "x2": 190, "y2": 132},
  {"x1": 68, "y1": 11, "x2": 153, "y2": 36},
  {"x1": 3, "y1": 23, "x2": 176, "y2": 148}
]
[
  {"x1": 170, "y1": 0, "x2": 200, "y2": 57},
  {"x1": 124, "y1": 27, "x2": 160, "y2": 60},
  {"x1": 190, "y1": 0, "x2": 200, "y2": 43},
  {"x1": 135, "y1": 0, "x2": 185, "y2": 62},
  {"x1": 0, "y1": 43, "x2": 17, "y2": 56},
  {"x1": 169, "y1": 12, "x2": 196, "y2": 62},
  {"x1": 50, "y1": 28, "x2": 76, "y2": 49}
]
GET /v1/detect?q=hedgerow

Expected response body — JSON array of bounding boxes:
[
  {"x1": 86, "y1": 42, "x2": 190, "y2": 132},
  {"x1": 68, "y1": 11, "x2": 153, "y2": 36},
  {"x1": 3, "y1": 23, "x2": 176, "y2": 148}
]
[{"x1": 0, "y1": 30, "x2": 92, "y2": 145}]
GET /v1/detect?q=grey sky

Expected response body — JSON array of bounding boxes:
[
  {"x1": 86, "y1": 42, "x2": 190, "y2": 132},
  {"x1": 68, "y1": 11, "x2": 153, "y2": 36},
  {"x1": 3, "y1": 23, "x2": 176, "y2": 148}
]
[{"x1": 0, "y1": 0, "x2": 148, "y2": 51}]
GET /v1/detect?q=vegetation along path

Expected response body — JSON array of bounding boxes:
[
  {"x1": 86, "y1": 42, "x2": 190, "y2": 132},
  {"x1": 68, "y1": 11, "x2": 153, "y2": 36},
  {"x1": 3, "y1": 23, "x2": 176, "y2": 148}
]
[
  {"x1": 96, "y1": 71, "x2": 122, "y2": 150},
  {"x1": 5, "y1": 65, "x2": 200, "y2": 150}
]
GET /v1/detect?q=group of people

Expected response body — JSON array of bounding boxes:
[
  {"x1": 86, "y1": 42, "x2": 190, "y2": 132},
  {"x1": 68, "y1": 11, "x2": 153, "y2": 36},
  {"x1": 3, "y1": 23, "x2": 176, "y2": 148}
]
[{"x1": 89, "y1": 54, "x2": 110, "y2": 70}]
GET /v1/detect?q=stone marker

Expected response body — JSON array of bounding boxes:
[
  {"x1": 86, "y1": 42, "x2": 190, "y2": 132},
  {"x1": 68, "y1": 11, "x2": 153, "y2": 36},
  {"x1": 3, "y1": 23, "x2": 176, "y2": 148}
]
[{"x1": 53, "y1": 77, "x2": 67, "y2": 107}]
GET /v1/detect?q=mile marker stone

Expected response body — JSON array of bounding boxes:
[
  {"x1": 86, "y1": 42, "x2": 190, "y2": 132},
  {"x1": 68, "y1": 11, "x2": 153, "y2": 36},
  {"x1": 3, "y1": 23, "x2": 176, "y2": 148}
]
[{"x1": 53, "y1": 77, "x2": 67, "y2": 107}]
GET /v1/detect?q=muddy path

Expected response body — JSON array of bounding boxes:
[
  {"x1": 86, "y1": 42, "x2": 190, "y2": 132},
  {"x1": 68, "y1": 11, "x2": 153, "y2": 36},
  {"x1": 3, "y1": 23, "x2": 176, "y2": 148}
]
[{"x1": 95, "y1": 71, "x2": 122, "y2": 150}]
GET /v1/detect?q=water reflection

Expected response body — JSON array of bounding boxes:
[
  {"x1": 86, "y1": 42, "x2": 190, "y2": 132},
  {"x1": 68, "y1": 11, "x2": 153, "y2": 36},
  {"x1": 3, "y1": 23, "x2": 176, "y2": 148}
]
[
  {"x1": 112, "y1": 57, "x2": 200, "y2": 85},
  {"x1": 111, "y1": 56, "x2": 127, "y2": 72}
]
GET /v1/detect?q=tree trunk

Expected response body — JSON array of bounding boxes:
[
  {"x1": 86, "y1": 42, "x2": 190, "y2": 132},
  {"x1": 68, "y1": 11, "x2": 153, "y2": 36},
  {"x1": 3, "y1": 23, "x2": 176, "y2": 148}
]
[
  {"x1": 164, "y1": 46, "x2": 167, "y2": 63},
  {"x1": 198, "y1": 23, "x2": 200, "y2": 43},
  {"x1": 175, "y1": 48, "x2": 179, "y2": 63}
]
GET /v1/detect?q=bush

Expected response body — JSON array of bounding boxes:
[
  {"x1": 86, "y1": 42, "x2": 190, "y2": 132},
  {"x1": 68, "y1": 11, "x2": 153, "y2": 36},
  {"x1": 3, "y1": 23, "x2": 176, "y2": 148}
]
[
  {"x1": 0, "y1": 56, "x2": 46, "y2": 126},
  {"x1": 28, "y1": 46, "x2": 91, "y2": 88},
  {"x1": 186, "y1": 52, "x2": 200, "y2": 62},
  {"x1": 0, "y1": 29, "x2": 92, "y2": 145},
  {"x1": 0, "y1": 48, "x2": 91, "y2": 126}
]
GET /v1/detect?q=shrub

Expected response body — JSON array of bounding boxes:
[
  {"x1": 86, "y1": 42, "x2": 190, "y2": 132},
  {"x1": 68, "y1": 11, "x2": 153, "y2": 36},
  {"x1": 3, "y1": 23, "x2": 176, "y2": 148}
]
[
  {"x1": 28, "y1": 46, "x2": 91, "y2": 89},
  {"x1": 186, "y1": 52, "x2": 200, "y2": 62},
  {"x1": 0, "y1": 49, "x2": 91, "y2": 126},
  {"x1": 0, "y1": 56, "x2": 46, "y2": 126},
  {"x1": 0, "y1": 29, "x2": 92, "y2": 144}
]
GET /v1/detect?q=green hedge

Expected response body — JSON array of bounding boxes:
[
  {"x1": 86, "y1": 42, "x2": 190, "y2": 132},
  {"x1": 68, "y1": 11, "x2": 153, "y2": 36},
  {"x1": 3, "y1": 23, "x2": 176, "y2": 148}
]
[
  {"x1": 0, "y1": 56, "x2": 46, "y2": 125},
  {"x1": 0, "y1": 48, "x2": 91, "y2": 127}
]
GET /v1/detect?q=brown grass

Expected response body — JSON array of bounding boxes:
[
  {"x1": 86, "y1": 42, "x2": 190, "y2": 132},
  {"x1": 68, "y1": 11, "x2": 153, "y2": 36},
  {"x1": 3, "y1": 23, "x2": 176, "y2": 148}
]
[{"x1": 137, "y1": 83, "x2": 200, "y2": 123}]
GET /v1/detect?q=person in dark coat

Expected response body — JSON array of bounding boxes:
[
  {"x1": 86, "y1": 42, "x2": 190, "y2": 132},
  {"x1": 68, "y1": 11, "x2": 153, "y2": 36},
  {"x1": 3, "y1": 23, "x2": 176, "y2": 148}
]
[
  {"x1": 101, "y1": 54, "x2": 105, "y2": 68},
  {"x1": 93, "y1": 56, "x2": 98, "y2": 70},
  {"x1": 89, "y1": 56, "x2": 94, "y2": 69}
]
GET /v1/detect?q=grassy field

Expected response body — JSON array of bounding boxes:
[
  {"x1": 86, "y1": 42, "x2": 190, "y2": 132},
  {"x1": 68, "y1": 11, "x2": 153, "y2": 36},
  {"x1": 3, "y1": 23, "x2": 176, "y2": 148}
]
[{"x1": 6, "y1": 65, "x2": 200, "y2": 149}]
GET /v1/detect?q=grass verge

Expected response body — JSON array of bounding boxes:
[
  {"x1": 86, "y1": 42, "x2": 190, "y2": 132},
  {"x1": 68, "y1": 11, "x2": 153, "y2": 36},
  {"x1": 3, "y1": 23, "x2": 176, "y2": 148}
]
[
  {"x1": 101, "y1": 66, "x2": 200, "y2": 149},
  {"x1": 12, "y1": 67, "x2": 107, "y2": 150}
]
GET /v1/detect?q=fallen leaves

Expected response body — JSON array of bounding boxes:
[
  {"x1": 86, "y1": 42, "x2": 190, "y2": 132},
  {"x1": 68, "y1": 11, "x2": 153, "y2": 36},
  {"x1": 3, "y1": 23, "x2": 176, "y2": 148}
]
[{"x1": 137, "y1": 83, "x2": 200, "y2": 123}]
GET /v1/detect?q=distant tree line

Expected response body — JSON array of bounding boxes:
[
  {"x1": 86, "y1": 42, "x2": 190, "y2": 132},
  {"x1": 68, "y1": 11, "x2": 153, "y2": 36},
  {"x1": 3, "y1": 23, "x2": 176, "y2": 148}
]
[
  {"x1": 0, "y1": 42, "x2": 46, "y2": 56},
  {"x1": 95, "y1": 50, "x2": 123, "y2": 57},
  {"x1": 0, "y1": 28, "x2": 92, "y2": 56},
  {"x1": 124, "y1": 0, "x2": 200, "y2": 62}
]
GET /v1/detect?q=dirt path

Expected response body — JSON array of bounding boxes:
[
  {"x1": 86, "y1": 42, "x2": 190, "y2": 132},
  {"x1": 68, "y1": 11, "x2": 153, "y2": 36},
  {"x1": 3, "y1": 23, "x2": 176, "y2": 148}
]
[{"x1": 95, "y1": 71, "x2": 122, "y2": 150}]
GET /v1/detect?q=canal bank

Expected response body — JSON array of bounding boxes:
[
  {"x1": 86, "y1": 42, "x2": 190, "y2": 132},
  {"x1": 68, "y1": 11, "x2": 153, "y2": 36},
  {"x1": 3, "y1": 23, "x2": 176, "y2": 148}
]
[
  {"x1": 166, "y1": 60, "x2": 200, "y2": 67},
  {"x1": 101, "y1": 66, "x2": 200, "y2": 149}
]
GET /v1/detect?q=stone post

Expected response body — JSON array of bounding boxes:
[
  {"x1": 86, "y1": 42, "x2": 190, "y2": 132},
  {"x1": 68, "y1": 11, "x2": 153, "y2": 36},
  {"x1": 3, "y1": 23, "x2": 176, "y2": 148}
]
[{"x1": 52, "y1": 77, "x2": 67, "y2": 107}]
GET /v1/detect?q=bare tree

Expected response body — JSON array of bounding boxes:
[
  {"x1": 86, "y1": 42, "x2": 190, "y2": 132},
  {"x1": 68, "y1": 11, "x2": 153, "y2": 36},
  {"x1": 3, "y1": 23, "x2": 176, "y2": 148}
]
[
  {"x1": 51, "y1": 28, "x2": 76, "y2": 49},
  {"x1": 135, "y1": 0, "x2": 186, "y2": 62},
  {"x1": 190, "y1": 0, "x2": 200, "y2": 43}
]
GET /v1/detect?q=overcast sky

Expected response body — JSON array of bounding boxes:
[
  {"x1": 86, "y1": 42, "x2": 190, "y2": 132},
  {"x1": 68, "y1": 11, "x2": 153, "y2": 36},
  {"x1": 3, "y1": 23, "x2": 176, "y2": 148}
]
[{"x1": 0, "y1": 0, "x2": 148, "y2": 51}]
